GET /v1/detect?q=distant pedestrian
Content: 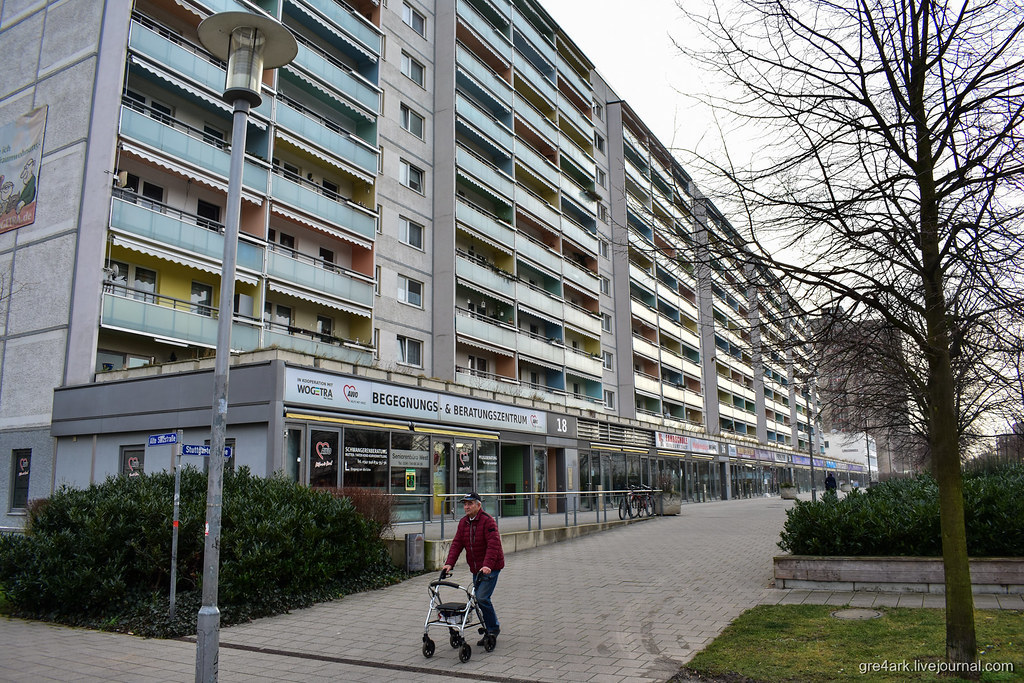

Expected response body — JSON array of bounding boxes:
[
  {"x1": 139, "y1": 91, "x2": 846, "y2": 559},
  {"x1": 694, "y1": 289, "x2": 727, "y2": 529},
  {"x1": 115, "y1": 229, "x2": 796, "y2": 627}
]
[
  {"x1": 443, "y1": 492, "x2": 505, "y2": 646},
  {"x1": 825, "y1": 472, "x2": 837, "y2": 493}
]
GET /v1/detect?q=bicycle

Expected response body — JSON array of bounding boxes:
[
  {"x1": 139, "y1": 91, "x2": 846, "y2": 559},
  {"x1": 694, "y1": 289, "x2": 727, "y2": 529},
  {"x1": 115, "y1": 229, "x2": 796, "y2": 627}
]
[{"x1": 618, "y1": 485, "x2": 656, "y2": 519}]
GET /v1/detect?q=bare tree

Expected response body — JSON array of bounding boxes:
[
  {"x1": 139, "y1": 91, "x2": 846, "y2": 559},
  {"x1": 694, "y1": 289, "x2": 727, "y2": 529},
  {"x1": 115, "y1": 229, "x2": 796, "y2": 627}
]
[{"x1": 675, "y1": 0, "x2": 1024, "y2": 666}]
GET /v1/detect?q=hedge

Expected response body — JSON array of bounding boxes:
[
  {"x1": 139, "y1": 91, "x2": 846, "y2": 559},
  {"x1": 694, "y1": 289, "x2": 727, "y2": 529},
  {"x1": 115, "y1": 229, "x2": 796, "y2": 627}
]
[{"x1": 0, "y1": 467, "x2": 404, "y2": 637}]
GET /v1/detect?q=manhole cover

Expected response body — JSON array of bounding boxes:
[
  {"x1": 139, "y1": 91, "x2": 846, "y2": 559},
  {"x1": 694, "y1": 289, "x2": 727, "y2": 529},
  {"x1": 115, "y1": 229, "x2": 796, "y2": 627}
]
[{"x1": 831, "y1": 608, "x2": 883, "y2": 620}]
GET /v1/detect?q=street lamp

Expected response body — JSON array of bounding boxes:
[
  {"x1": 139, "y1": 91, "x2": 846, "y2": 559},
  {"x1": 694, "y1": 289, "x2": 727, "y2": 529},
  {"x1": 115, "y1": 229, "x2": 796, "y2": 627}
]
[{"x1": 195, "y1": 13, "x2": 295, "y2": 683}]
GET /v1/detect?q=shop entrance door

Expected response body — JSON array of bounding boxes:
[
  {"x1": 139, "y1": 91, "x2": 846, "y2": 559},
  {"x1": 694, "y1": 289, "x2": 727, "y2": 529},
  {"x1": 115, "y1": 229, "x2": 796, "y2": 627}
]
[{"x1": 431, "y1": 438, "x2": 476, "y2": 518}]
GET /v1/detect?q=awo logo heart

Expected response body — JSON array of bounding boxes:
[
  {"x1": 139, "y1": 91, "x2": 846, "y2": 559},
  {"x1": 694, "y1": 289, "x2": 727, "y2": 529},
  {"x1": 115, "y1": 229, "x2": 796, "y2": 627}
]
[
  {"x1": 17, "y1": 458, "x2": 28, "y2": 474},
  {"x1": 127, "y1": 456, "x2": 141, "y2": 476},
  {"x1": 343, "y1": 384, "x2": 358, "y2": 401},
  {"x1": 316, "y1": 441, "x2": 333, "y2": 459}
]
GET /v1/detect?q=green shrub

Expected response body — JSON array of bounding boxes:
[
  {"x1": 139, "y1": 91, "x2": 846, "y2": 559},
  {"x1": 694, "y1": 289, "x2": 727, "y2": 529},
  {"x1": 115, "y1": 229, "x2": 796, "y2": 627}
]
[
  {"x1": 0, "y1": 467, "x2": 403, "y2": 636},
  {"x1": 778, "y1": 463, "x2": 1024, "y2": 557}
]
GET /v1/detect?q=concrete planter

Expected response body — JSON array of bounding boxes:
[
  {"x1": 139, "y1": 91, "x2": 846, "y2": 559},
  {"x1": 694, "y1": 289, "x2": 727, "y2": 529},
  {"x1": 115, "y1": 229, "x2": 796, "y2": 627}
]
[
  {"x1": 780, "y1": 487, "x2": 798, "y2": 500},
  {"x1": 774, "y1": 555, "x2": 1024, "y2": 594}
]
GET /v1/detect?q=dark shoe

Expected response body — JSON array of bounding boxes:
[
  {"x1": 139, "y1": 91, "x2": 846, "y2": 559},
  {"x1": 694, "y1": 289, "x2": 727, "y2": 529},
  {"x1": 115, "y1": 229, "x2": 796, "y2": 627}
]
[{"x1": 477, "y1": 632, "x2": 498, "y2": 646}]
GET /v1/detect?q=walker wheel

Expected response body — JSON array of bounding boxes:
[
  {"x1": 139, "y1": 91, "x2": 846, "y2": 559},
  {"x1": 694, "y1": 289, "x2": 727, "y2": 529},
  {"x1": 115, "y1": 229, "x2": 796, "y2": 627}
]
[
  {"x1": 422, "y1": 638, "x2": 435, "y2": 658},
  {"x1": 459, "y1": 643, "x2": 472, "y2": 662},
  {"x1": 484, "y1": 634, "x2": 496, "y2": 652},
  {"x1": 450, "y1": 632, "x2": 463, "y2": 648}
]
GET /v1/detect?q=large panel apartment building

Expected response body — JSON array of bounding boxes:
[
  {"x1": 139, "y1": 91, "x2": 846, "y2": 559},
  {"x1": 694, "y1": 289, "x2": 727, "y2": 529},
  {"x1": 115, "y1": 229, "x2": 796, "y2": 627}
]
[{"x1": 0, "y1": 0, "x2": 865, "y2": 528}]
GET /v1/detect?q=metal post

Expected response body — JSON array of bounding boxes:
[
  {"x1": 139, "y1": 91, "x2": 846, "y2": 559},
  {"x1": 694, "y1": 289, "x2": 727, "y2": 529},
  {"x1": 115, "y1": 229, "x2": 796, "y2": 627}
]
[
  {"x1": 526, "y1": 496, "x2": 532, "y2": 531},
  {"x1": 169, "y1": 429, "x2": 183, "y2": 618},
  {"x1": 564, "y1": 492, "x2": 569, "y2": 527},
  {"x1": 865, "y1": 429, "x2": 872, "y2": 485},
  {"x1": 196, "y1": 98, "x2": 249, "y2": 682}
]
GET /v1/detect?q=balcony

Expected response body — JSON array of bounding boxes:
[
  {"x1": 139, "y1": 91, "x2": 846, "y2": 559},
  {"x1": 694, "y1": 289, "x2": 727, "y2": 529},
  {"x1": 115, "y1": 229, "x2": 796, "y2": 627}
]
[
  {"x1": 559, "y1": 174, "x2": 597, "y2": 214},
  {"x1": 632, "y1": 334, "x2": 661, "y2": 361},
  {"x1": 563, "y1": 302, "x2": 602, "y2": 337},
  {"x1": 515, "y1": 233, "x2": 562, "y2": 274},
  {"x1": 457, "y1": 0, "x2": 513, "y2": 61},
  {"x1": 560, "y1": 216, "x2": 597, "y2": 254},
  {"x1": 109, "y1": 193, "x2": 264, "y2": 272},
  {"x1": 266, "y1": 248, "x2": 373, "y2": 308},
  {"x1": 630, "y1": 297, "x2": 659, "y2": 329},
  {"x1": 119, "y1": 105, "x2": 268, "y2": 193},
  {"x1": 513, "y1": 93, "x2": 557, "y2": 145},
  {"x1": 634, "y1": 372, "x2": 662, "y2": 396},
  {"x1": 629, "y1": 263, "x2": 658, "y2": 294},
  {"x1": 660, "y1": 347, "x2": 683, "y2": 372},
  {"x1": 515, "y1": 140, "x2": 559, "y2": 189},
  {"x1": 564, "y1": 347, "x2": 602, "y2": 377},
  {"x1": 558, "y1": 137, "x2": 596, "y2": 182},
  {"x1": 270, "y1": 171, "x2": 376, "y2": 240},
  {"x1": 516, "y1": 186, "x2": 560, "y2": 227},
  {"x1": 456, "y1": 197, "x2": 514, "y2": 250},
  {"x1": 456, "y1": 92, "x2": 514, "y2": 155},
  {"x1": 562, "y1": 258, "x2": 599, "y2": 292},
  {"x1": 517, "y1": 329, "x2": 565, "y2": 366},
  {"x1": 512, "y1": 7, "x2": 556, "y2": 67},
  {"x1": 456, "y1": 45, "x2": 513, "y2": 113},
  {"x1": 456, "y1": 308, "x2": 518, "y2": 349},
  {"x1": 558, "y1": 101, "x2": 592, "y2": 141},
  {"x1": 263, "y1": 322, "x2": 374, "y2": 364},
  {"x1": 292, "y1": 37, "x2": 380, "y2": 114},
  {"x1": 296, "y1": 0, "x2": 383, "y2": 56},
  {"x1": 101, "y1": 289, "x2": 259, "y2": 350},
  {"x1": 516, "y1": 281, "x2": 563, "y2": 321},
  {"x1": 276, "y1": 97, "x2": 378, "y2": 176},
  {"x1": 514, "y1": 52, "x2": 557, "y2": 107},
  {"x1": 455, "y1": 252, "x2": 516, "y2": 299},
  {"x1": 457, "y1": 145, "x2": 515, "y2": 201}
]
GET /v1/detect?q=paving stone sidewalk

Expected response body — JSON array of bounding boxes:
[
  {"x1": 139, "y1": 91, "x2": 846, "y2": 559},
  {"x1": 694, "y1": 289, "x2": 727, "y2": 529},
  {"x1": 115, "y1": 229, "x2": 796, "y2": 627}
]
[{"x1": 2, "y1": 497, "x2": 1017, "y2": 682}]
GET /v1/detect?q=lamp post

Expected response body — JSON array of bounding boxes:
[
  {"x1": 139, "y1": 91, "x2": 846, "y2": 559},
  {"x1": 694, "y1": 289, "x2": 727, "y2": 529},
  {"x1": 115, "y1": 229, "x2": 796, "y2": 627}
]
[{"x1": 195, "y1": 13, "x2": 295, "y2": 683}]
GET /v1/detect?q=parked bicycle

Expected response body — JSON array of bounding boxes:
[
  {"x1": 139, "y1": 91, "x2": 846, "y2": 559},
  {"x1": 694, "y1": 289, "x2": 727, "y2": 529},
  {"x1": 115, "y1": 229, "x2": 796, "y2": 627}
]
[{"x1": 618, "y1": 485, "x2": 656, "y2": 520}]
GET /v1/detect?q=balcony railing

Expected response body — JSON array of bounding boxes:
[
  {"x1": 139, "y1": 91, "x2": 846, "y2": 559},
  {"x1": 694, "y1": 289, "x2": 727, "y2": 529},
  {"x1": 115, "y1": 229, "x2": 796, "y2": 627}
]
[
  {"x1": 270, "y1": 169, "x2": 376, "y2": 239},
  {"x1": 456, "y1": 196, "x2": 514, "y2": 249},
  {"x1": 457, "y1": 0, "x2": 513, "y2": 62},
  {"x1": 455, "y1": 307, "x2": 518, "y2": 349},
  {"x1": 276, "y1": 96, "x2": 378, "y2": 175},
  {"x1": 456, "y1": 92, "x2": 514, "y2": 153},
  {"x1": 455, "y1": 250, "x2": 516, "y2": 299},
  {"x1": 291, "y1": 33, "x2": 380, "y2": 113},
  {"x1": 266, "y1": 247, "x2": 374, "y2": 308},
  {"x1": 262, "y1": 319, "x2": 374, "y2": 364},
  {"x1": 297, "y1": 0, "x2": 383, "y2": 56}
]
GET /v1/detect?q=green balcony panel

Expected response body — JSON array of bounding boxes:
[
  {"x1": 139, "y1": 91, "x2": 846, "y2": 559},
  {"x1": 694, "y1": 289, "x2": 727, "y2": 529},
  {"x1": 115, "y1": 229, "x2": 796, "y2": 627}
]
[
  {"x1": 297, "y1": 0, "x2": 382, "y2": 55},
  {"x1": 293, "y1": 43, "x2": 380, "y2": 113},
  {"x1": 456, "y1": 256, "x2": 516, "y2": 299},
  {"x1": 456, "y1": 311, "x2": 518, "y2": 349},
  {"x1": 515, "y1": 235, "x2": 562, "y2": 275},
  {"x1": 514, "y1": 94, "x2": 558, "y2": 145},
  {"x1": 516, "y1": 282, "x2": 563, "y2": 320},
  {"x1": 457, "y1": 0, "x2": 512, "y2": 61},
  {"x1": 276, "y1": 100, "x2": 378, "y2": 175},
  {"x1": 266, "y1": 251, "x2": 374, "y2": 307},
  {"x1": 271, "y1": 174, "x2": 376, "y2": 240},
  {"x1": 263, "y1": 328, "x2": 373, "y2": 364},
  {"x1": 456, "y1": 198, "x2": 514, "y2": 249},
  {"x1": 102, "y1": 293, "x2": 259, "y2": 351},
  {"x1": 457, "y1": 146, "x2": 514, "y2": 200},
  {"x1": 456, "y1": 93, "x2": 513, "y2": 154},
  {"x1": 517, "y1": 332, "x2": 565, "y2": 366}
]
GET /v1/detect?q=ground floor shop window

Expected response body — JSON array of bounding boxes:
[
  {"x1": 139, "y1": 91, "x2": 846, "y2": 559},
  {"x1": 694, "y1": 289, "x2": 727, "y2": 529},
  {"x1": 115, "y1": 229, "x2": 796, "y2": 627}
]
[
  {"x1": 120, "y1": 445, "x2": 144, "y2": 478},
  {"x1": 390, "y1": 433, "x2": 430, "y2": 521},
  {"x1": 309, "y1": 430, "x2": 339, "y2": 488},
  {"x1": 343, "y1": 429, "x2": 389, "y2": 488}
]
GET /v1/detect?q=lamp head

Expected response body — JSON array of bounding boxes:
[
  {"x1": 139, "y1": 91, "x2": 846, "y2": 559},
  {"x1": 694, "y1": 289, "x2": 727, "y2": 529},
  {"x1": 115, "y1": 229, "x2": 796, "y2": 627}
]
[{"x1": 198, "y1": 12, "x2": 297, "y2": 106}]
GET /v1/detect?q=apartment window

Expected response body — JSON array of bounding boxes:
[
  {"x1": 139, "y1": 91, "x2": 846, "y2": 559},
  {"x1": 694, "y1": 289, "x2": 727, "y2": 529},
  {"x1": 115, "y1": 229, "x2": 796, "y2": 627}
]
[
  {"x1": 599, "y1": 239, "x2": 609, "y2": 259},
  {"x1": 602, "y1": 351, "x2": 614, "y2": 370},
  {"x1": 196, "y1": 199, "x2": 221, "y2": 229},
  {"x1": 191, "y1": 281, "x2": 213, "y2": 316},
  {"x1": 120, "y1": 445, "x2": 145, "y2": 478},
  {"x1": 322, "y1": 179, "x2": 340, "y2": 199},
  {"x1": 10, "y1": 449, "x2": 31, "y2": 510},
  {"x1": 398, "y1": 275, "x2": 423, "y2": 307},
  {"x1": 602, "y1": 313, "x2": 612, "y2": 332},
  {"x1": 373, "y1": 327, "x2": 380, "y2": 358},
  {"x1": 593, "y1": 101, "x2": 604, "y2": 121},
  {"x1": 468, "y1": 355, "x2": 489, "y2": 374},
  {"x1": 264, "y1": 302, "x2": 292, "y2": 328},
  {"x1": 375, "y1": 265, "x2": 381, "y2": 295},
  {"x1": 600, "y1": 276, "x2": 611, "y2": 295},
  {"x1": 203, "y1": 124, "x2": 226, "y2": 149},
  {"x1": 401, "y1": 52, "x2": 425, "y2": 87},
  {"x1": 398, "y1": 335, "x2": 423, "y2": 367},
  {"x1": 594, "y1": 133, "x2": 605, "y2": 153},
  {"x1": 400, "y1": 103, "x2": 424, "y2": 138},
  {"x1": 316, "y1": 315, "x2": 333, "y2": 339},
  {"x1": 400, "y1": 217, "x2": 424, "y2": 249},
  {"x1": 402, "y1": 3, "x2": 425, "y2": 36},
  {"x1": 401, "y1": 160, "x2": 425, "y2": 193},
  {"x1": 376, "y1": 204, "x2": 383, "y2": 233},
  {"x1": 319, "y1": 247, "x2": 335, "y2": 270},
  {"x1": 604, "y1": 390, "x2": 615, "y2": 409}
]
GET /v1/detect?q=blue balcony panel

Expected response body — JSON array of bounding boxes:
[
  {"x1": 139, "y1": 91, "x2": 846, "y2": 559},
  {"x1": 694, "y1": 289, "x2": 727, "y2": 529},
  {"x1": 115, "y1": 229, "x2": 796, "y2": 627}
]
[
  {"x1": 287, "y1": 0, "x2": 382, "y2": 59},
  {"x1": 101, "y1": 293, "x2": 259, "y2": 350}
]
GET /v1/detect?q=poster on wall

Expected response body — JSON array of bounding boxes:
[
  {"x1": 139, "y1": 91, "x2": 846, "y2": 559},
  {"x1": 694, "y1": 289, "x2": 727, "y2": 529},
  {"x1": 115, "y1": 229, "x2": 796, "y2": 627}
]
[{"x1": 0, "y1": 106, "x2": 47, "y2": 235}]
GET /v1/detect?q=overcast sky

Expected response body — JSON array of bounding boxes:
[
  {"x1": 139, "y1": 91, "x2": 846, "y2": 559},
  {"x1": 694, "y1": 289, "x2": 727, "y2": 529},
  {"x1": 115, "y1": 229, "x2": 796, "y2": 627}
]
[{"x1": 542, "y1": 0, "x2": 719, "y2": 158}]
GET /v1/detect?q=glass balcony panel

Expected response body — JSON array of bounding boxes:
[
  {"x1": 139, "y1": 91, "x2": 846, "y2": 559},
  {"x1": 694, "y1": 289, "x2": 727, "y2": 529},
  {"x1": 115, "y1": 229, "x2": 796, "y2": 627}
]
[
  {"x1": 630, "y1": 298, "x2": 659, "y2": 328},
  {"x1": 660, "y1": 348, "x2": 684, "y2": 372},
  {"x1": 266, "y1": 251, "x2": 373, "y2": 307},
  {"x1": 560, "y1": 216, "x2": 597, "y2": 253},
  {"x1": 564, "y1": 305, "x2": 602, "y2": 336},
  {"x1": 457, "y1": 146, "x2": 514, "y2": 200},
  {"x1": 515, "y1": 141, "x2": 559, "y2": 188},
  {"x1": 562, "y1": 259, "x2": 599, "y2": 291},
  {"x1": 635, "y1": 373, "x2": 662, "y2": 396},
  {"x1": 564, "y1": 348, "x2": 602, "y2": 376},
  {"x1": 558, "y1": 101, "x2": 592, "y2": 140},
  {"x1": 270, "y1": 174, "x2": 376, "y2": 239},
  {"x1": 263, "y1": 327, "x2": 373, "y2": 363},
  {"x1": 457, "y1": 0, "x2": 512, "y2": 61},
  {"x1": 560, "y1": 174, "x2": 596, "y2": 213},
  {"x1": 299, "y1": 0, "x2": 382, "y2": 55},
  {"x1": 456, "y1": 310, "x2": 518, "y2": 349},
  {"x1": 558, "y1": 137, "x2": 596, "y2": 180},
  {"x1": 629, "y1": 263, "x2": 657, "y2": 293},
  {"x1": 129, "y1": 20, "x2": 226, "y2": 95},
  {"x1": 516, "y1": 188, "x2": 560, "y2": 227},
  {"x1": 512, "y1": 8, "x2": 556, "y2": 66},
  {"x1": 514, "y1": 54, "x2": 557, "y2": 106},
  {"x1": 633, "y1": 335, "x2": 661, "y2": 361},
  {"x1": 514, "y1": 93, "x2": 557, "y2": 145},
  {"x1": 517, "y1": 332, "x2": 564, "y2": 366},
  {"x1": 515, "y1": 235, "x2": 561, "y2": 274},
  {"x1": 456, "y1": 198, "x2": 514, "y2": 249},
  {"x1": 276, "y1": 100, "x2": 378, "y2": 175},
  {"x1": 516, "y1": 282, "x2": 563, "y2": 320},
  {"x1": 456, "y1": 254, "x2": 516, "y2": 298},
  {"x1": 293, "y1": 42, "x2": 380, "y2": 113},
  {"x1": 101, "y1": 292, "x2": 259, "y2": 349},
  {"x1": 456, "y1": 93, "x2": 514, "y2": 153},
  {"x1": 456, "y1": 45, "x2": 513, "y2": 110},
  {"x1": 111, "y1": 198, "x2": 222, "y2": 260}
]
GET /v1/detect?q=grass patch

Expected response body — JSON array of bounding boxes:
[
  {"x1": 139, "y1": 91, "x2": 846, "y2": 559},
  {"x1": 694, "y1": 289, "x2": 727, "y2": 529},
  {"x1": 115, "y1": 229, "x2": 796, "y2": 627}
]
[{"x1": 680, "y1": 605, "x2": 1022, "y2": 682}]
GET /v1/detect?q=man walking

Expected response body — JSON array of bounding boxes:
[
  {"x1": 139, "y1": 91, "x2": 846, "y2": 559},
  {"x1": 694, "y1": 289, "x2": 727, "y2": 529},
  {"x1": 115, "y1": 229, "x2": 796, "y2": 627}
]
[{"x1": 443, "y1": 492, "x2": 505, "y2": 646}]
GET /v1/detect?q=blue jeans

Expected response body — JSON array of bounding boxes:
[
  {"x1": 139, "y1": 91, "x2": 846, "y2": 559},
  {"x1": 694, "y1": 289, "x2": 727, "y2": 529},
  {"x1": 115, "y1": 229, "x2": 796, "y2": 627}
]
[{"x1": 474, "y1": 570, "x2": 500, "y2": 633}]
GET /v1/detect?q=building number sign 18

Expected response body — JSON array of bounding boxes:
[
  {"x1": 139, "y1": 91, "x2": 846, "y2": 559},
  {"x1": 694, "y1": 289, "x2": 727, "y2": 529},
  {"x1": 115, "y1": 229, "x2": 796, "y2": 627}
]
[{"x1": 555, "y1": 417, "x2": 569, "y2": 433}]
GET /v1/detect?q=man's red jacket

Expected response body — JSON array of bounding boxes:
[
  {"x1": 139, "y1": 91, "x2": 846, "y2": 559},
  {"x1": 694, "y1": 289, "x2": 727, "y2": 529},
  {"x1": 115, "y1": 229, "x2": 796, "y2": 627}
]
[{"x1": 445, "y1": 510, "x2": 505, "y2": 574}]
